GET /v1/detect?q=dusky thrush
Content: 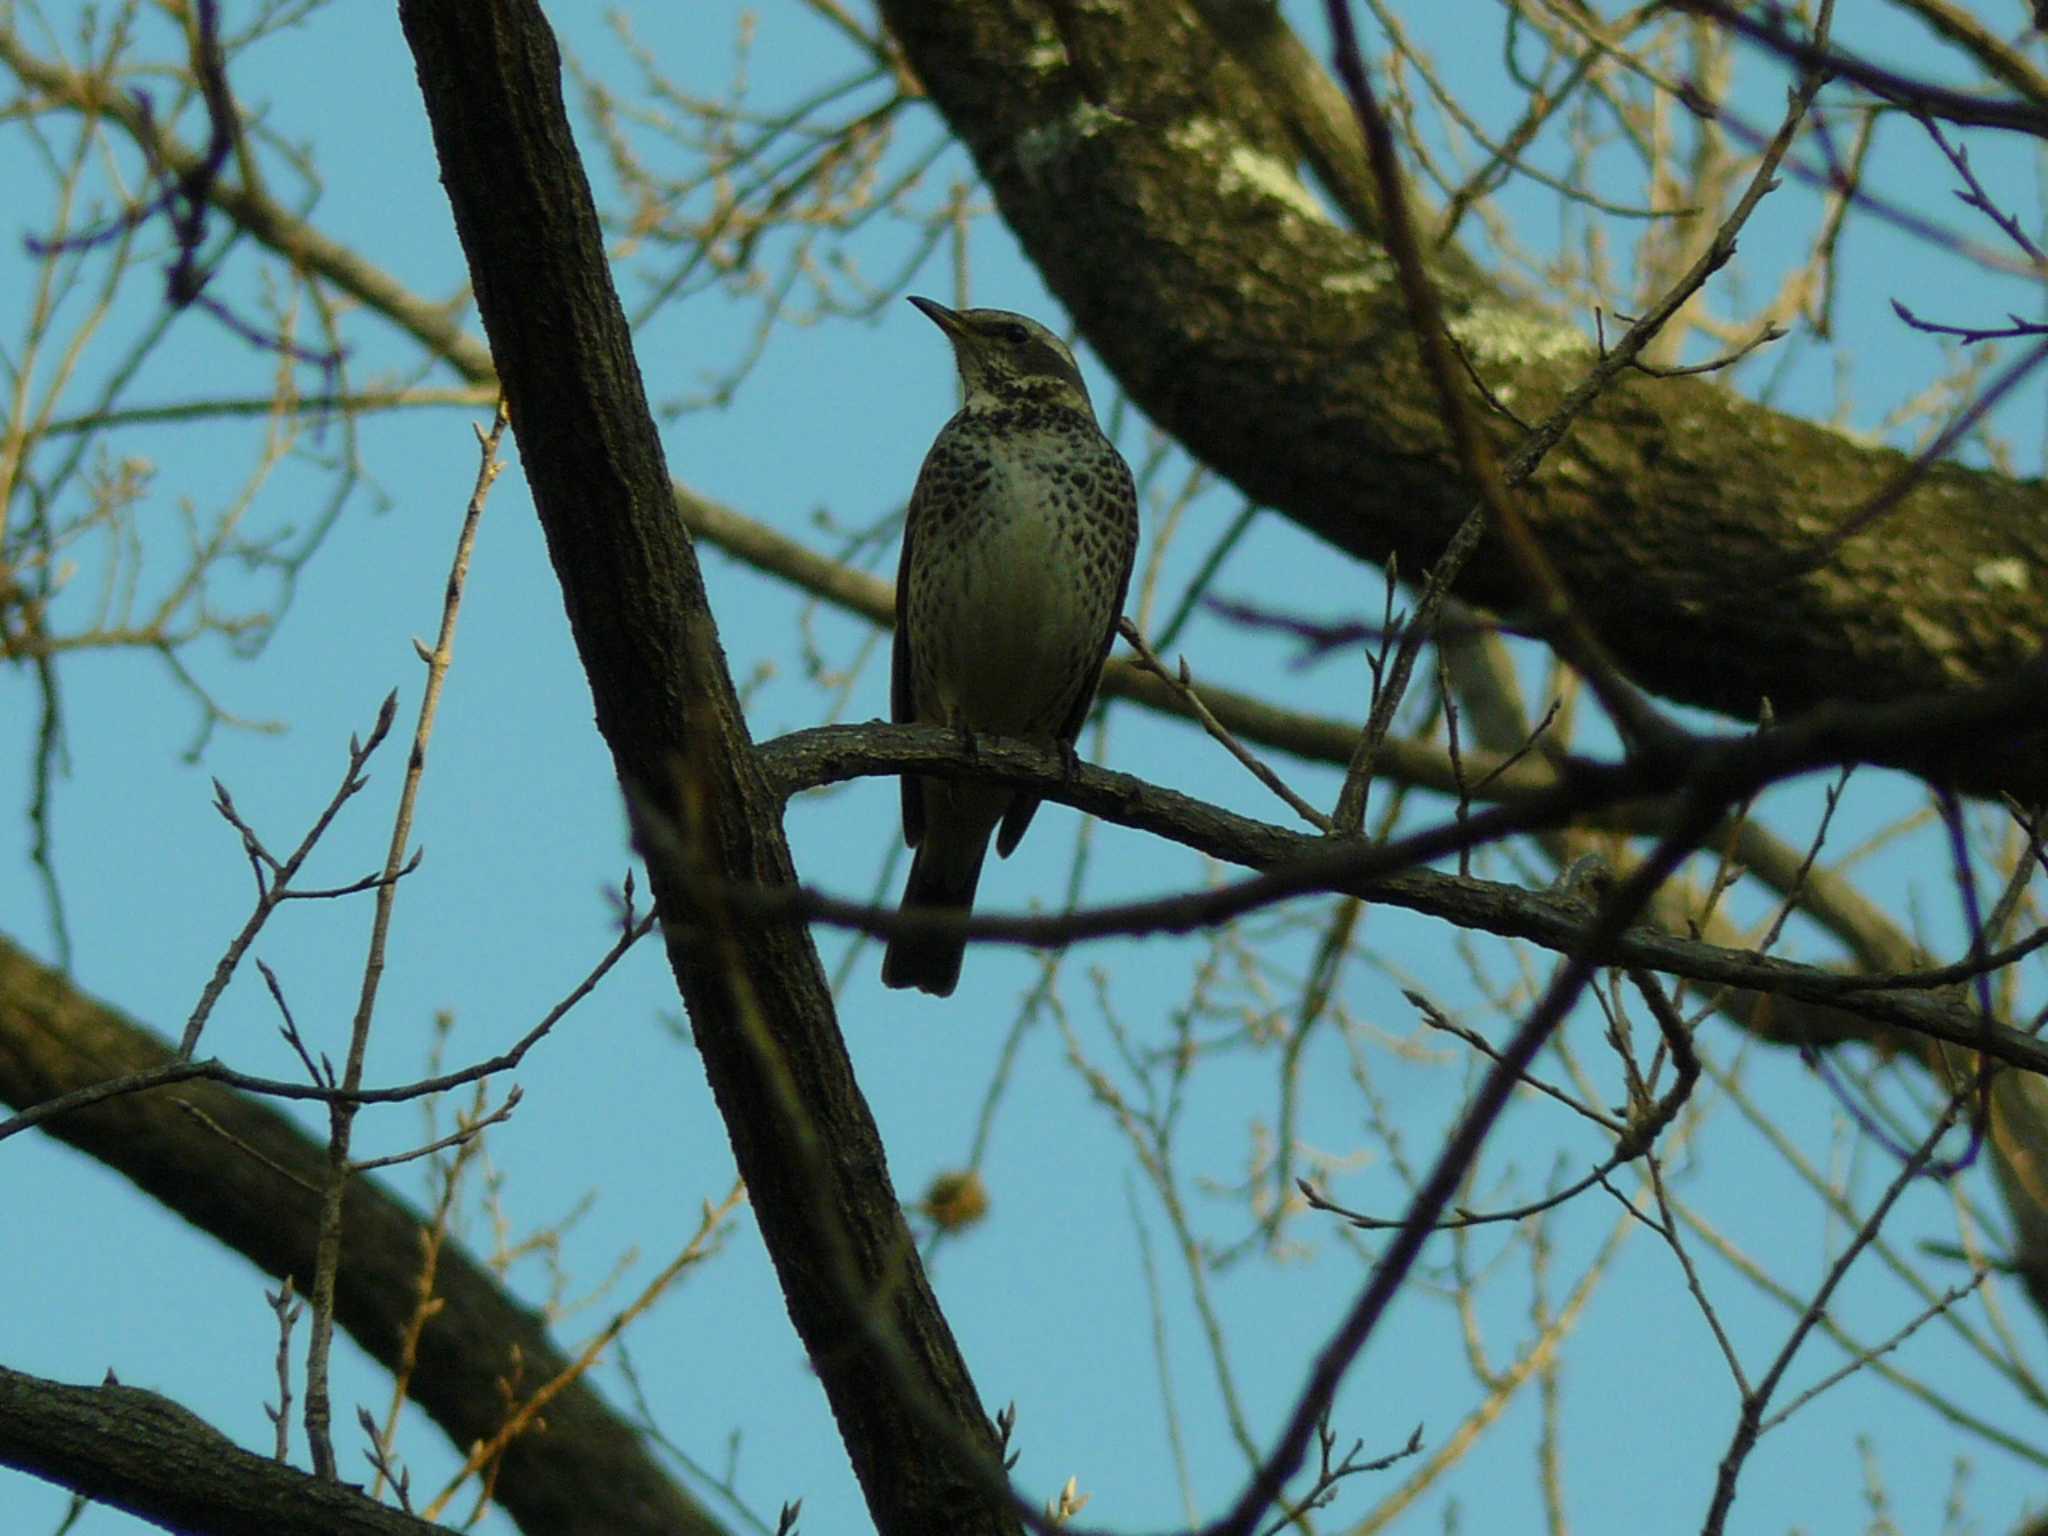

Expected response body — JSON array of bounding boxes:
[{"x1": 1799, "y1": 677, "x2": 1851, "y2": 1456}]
[{"x1": 881, "y1": 297, "x2": 1140, "y2": 997}]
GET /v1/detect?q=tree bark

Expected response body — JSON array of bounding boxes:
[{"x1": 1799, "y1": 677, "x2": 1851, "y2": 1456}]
[
  {"x1": 876, "y1": 0, "x2": 2048, "y2": 801},
  {"x1": 0, "y1": 1365, "x2": 447, "y2": 1536},
  {"x1": 394, "y1": 3, "x2": 1014, "y2": 1533}
]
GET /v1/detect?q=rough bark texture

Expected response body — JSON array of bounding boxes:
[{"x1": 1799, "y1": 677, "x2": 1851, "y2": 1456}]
[
  {"x1": 0, "y1": 1366, "x2": 446, "y2": 1536},
  {"x1": 394, "y1": 4, "x2": 1012, "y2": 1535},
  {"x1": 0, "y1": 936, "x2": 722, "y2": 1536},
  {"x1": 876, "y1": 0, "x2": 2048, "y2": 799}
]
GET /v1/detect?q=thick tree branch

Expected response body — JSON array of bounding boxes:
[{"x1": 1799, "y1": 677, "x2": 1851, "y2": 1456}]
[
  {"x1": 0, "y1": 1365, "x2": 445, "y2": 1536},
  {"x1": 875, "y1": 0, "x2": 2048, "y2": 801},
  {"x1": 393, "y1": 4, "x2": 1012, "y2": 1534}
]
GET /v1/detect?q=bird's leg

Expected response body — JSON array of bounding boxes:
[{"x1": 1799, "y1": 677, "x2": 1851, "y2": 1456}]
[{"x1": 1055, "y1": 738, "x2": 1082, "y2": 782}]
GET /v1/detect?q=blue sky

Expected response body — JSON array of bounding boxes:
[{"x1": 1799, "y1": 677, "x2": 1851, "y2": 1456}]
[{"x1": 4, "y1": 2, "x2": 2047, "y2": 1534}]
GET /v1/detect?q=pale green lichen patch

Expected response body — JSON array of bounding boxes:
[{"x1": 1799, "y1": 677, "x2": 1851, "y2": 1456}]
[
  {"x1": 1973, "y1": 556, "x2": 2031, "y2": 592},
  {"x1": 1323, "y1": 262, "x2": 1392, "y2": 295},
  {"x1": 1446, "y1": 304, "x2": 1590, "y2": 366},
  {"x1": 1024, "y1": 39, "x2": 1067, "y2": 71},
  {"x1": 1166, "y1": 118, "x2": 1331, "y2": 224},
  {"x1": 1901, "y1": 607, "x2": 1961, "y2": 657},
  {"x1": 1020, "y1": 13, "x2": 1066, "y2": 73},
  {"x1": 1015, "y1": 102, "x2": 1125, "y2": 178}
]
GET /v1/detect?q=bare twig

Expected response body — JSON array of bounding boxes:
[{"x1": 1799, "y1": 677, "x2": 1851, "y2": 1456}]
[
  {"x1": 264, "y1": 1277, "x2": 303, "y2": 1463},
  {"x1": 418, "y1": 1181, "x2": 748, "y2": 1524},
  {"x1": 1118, "y1": 617, "x2": 1331, "y2": 831},
  {"x1": 304, "y1": 405, "x2": 507, "y2": 1478},
  {"x1": 0, "y1": 896, "x2": 655, "y2": 1146},
  {"x1": 1699, "y1": 1078, "x2": 1979, "y2": 1534},
  {"x1": 180, "y1": 698, "x2": 402, "y2": 1058}
]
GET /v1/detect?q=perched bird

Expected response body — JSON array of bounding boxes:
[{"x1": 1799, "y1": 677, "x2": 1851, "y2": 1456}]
[{"x1": 882, "y1": 297, "x2": 1140, "y2": 997}]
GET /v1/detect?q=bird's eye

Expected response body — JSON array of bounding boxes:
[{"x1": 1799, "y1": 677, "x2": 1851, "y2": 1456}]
[{"x1": 999, "y1": 322, "x2": 1030, "y2": 345}]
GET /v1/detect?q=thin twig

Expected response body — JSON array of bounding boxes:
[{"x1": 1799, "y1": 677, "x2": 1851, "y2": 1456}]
[
  {"x1": 264, "y1": 1277, "x2": 303, "y2": 1463},
  {"x1": 1699, "y1": 1076, "x2": 1978, "y2": 1534},
  {"x1": 418, "y1": 1181, "x2": 748, "y2": 1524},
  {"x1": 180, "y1": 699, "x2": 402, "y2": 1058},
  {"x1": 1119, "y1": 618, "x2": 1331, "y2": 831},
  {"x1": 304, "y1": 404, "x2": 507, "y2": 1478}
]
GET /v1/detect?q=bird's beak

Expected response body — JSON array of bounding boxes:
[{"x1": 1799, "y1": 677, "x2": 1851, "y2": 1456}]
[{"x1": 908, "y1": 294, "x2": 971, "y2": 342}]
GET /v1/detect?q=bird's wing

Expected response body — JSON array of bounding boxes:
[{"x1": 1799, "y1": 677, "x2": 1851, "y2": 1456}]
[
  {"x1": 893, "y1": 474, "x2": 925, "y2": 849},
  {"x1": 1053, "y1": 450, "x2": 1140, "y2": 751}
]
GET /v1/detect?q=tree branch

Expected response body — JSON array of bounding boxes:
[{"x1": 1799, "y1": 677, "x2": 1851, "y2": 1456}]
[
  {"x1": 0, "y1": 1365, "x2": 446, "y2": 1536},
  {"x1": 876, "y1": 0, "x2": 2048, "y2": 800},
  {"x1": 394, "y1": 3, "x2": 1014, "y2": 1532},
  {"x1": 758, "y1": 724, "x2": 2048, "y2": 1075}
]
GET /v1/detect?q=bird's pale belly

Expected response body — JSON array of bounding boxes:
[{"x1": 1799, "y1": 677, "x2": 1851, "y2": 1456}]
[{"x1": 913, "y1": 504, "x2": 1108, "y2": 739}]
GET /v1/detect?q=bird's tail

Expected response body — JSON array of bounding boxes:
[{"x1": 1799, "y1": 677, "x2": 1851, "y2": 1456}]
[{"x1": 881, "y1": 830, "x2": 991, "y2": 998}]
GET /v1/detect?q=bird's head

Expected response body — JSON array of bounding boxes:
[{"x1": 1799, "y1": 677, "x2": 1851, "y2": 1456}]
[{"x1": 909, "y1": 296, "x2": 1096, "y2": 416}]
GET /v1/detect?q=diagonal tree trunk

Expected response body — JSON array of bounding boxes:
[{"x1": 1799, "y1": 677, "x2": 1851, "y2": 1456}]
[{"x1": 394, "y1": 3, "x2": 1015, "y2": 1533}]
